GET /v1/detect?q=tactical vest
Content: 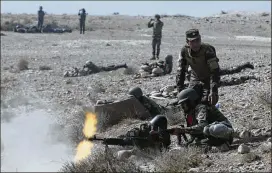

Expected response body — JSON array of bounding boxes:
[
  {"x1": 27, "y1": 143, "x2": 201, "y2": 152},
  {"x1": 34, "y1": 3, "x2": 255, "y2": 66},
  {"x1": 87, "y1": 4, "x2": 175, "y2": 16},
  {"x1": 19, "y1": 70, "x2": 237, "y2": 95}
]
[{"x1": 183, "y1": 44, "x2": 211, "y2": 80}]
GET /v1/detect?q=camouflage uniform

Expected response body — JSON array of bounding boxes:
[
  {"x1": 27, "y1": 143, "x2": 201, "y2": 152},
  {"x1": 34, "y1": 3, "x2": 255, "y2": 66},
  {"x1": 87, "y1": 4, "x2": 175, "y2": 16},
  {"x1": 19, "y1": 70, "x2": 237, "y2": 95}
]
[
  {"x1": 139, "y1": 96, "x2": 167, "y2": 118},
  {"x1": 64, "y1": 61, "x2": 127, "y2": 77},
  {"x1": 137, "y1": 55, "x2": 173, "y2": 78},
  {"x1": 37, "y1": 6, "x2": 45, "y2": 31},
  {"x1": 185, "y1": 104, "x2": 234, "y2": 146},
  {"x1": 177, "y1": 88, "x2": 234, "y2": 147},
  {"x1": 148, "y1": 14, "x2": 164, "y2": 60},
  {"x1": 176, "y1": 29, "x2": 220, "y2": 105},
  {"x1": 128, "y1": 87, "x2": 167, "y2": 118},
  {"x1": 78, "y1": 8, "x2": 87, "y2": 34}
]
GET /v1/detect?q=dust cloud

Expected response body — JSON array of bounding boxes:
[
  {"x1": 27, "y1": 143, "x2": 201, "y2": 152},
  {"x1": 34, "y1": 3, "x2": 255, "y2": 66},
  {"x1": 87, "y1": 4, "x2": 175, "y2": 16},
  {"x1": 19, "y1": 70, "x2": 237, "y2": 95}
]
[{"x1": 1, "y1": 99, "x2": 74, "y2": 172}]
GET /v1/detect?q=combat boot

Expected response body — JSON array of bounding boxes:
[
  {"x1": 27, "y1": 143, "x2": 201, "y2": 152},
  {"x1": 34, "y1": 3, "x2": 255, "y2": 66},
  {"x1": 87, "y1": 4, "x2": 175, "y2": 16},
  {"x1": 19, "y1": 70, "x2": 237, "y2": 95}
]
[
  {"x1": 150, "y1": 55, "x2": 156, "y2": 60},
  {"x1": 156, "y1": 55, "x2": 159, "y2": 60}
]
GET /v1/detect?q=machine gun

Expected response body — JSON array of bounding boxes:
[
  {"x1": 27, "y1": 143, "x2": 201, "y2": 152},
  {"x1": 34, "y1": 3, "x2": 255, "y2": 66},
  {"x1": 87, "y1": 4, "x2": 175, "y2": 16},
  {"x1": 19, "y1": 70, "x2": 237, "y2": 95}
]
[{"x1": 86, "y1": 123, "x2": 189, "y2": 149}]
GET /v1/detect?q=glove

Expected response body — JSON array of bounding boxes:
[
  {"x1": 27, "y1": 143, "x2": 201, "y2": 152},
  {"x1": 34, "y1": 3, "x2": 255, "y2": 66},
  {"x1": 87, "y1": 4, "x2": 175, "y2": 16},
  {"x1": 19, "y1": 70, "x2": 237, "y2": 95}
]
[{"x1": 208, "y1": 92, "x2": 219, "y2": 106}]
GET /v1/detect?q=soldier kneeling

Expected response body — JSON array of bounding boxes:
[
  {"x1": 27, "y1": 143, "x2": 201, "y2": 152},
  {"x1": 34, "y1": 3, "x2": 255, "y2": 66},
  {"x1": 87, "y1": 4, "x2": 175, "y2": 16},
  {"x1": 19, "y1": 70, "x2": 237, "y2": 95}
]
[{"x1": 173, "y1": 88, "x2": 235, "y2": 151}]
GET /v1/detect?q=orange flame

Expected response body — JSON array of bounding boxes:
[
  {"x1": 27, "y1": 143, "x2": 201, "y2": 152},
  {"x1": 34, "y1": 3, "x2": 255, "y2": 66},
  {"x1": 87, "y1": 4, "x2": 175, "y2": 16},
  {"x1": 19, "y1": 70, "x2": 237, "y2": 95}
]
[{"x1": 75, "y1": 112, "x2": 98, "y2": 162}]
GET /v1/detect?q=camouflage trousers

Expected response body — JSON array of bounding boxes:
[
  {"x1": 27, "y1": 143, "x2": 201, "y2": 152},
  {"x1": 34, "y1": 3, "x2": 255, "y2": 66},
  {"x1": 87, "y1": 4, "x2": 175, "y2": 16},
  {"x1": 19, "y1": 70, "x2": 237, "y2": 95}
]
[
  {"x1": 202, "y1": 121, "x2": 234, "y2": 146},
  {"x1": 79, "y1": 21, "x2": 85, "y2": 34},
  {"x1": 152, "y1": 37, "x2": 161, "y2": 56},
  {"x1": 188, "y1": 73, "x2": 211, "y2": 104},
  {"x1": 38, "y1": 19, "x2": 44, "y2": 31},
  {"x1": 100, "y1": 64, "x2": 127, "y2": 71}
]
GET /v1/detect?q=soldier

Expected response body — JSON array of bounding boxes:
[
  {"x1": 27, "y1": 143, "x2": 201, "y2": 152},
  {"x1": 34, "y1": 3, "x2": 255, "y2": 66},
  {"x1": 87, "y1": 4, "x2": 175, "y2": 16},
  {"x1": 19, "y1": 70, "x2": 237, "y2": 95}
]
[
  {"x1": 37, "y1": 6, "x2": 45, "y2": 32},
  {"x1": 128, "y1": 87, "x2": 167, "y2": 118},
  {"x1": 176, "y1": 29, "x2": 220, "y2": 106},
  {"x1": 64, "y1": 61, "x2": 128, "y2": 77},
  {"x1": 172, "y1": 88, "x2": 235, "y2": 150},
  {"x1": 148, "y1": 14, "x2": 164, "y2": 60},
  {"x1": 78, "y1": 8, "x2": 87, "y2": 34},
  {"x1": 138, "y1": 55, "x2": 173, "y2": 78}
]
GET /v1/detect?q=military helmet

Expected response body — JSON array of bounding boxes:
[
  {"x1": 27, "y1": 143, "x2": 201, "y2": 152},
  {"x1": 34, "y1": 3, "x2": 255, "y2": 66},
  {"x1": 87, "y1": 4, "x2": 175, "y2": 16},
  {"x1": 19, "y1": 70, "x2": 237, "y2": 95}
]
[
  {"x1": 85, "y1": 60, "x2": 94, "y2": 65},
  {"x1": 177, "y1": 88, "x2": 199, "y2": 104},
  {"x1": 154, "y1": 14, "x2": 161, "y2": 19},
  {"x1": 150, "y1": 115, "x2": 168, "y2": 130},
  {"x1": 128, "y1": 87, "x2": 143, "y2": 98}
]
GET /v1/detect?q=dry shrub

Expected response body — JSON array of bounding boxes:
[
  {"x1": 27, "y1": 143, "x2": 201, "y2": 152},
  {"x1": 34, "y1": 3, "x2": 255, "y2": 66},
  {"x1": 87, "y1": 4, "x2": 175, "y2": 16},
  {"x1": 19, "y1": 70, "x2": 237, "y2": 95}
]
[
  {"x1": 154, "y1": 147, "x2": 203, "y2": 172},
  {"x1": 17, "y1": 59, "x2": 29, "y2": 71},
  {"x1": 59, "y1": 148, "x2": 141, "y2": 172},
  {"x1": 39, "y1": 65, "x2": 52, "y2": 70}
]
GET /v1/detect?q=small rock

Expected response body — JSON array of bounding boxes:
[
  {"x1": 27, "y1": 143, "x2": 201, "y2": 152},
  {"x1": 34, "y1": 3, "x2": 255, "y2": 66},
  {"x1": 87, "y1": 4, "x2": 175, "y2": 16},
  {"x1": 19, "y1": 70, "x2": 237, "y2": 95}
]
[
  {"x1": 106, "y1": 43, "x2": 111, "y2": 46},
  {"x1": 117, "y1": 149, "x2": 135, "y2": 160},
  {"x1": 252, "y1": 129, "x2": 262, "y2": 135},
  {"x1": 163, "y1": 85, "x2": 175, "y2": 93},
  {"x1": 239, "y1": 130, "x2": 252, "y2": 139},
  {"x1": 256, "y1": 161, "x2": 262, "y2": 165},
  {"x1": 260, "y1": 142, "x2": 271, "y2": 153},
  {"x1": 267, "y1": 137, "x2": 271, "y2": 142},
  {"x1": 237, "y1": 163, "x2": 244, "y2": 167},
  {"x1": 238, "y1": 144, "x2": 250, "y2": 154},
  {"x1": 252, "y1": 116, "x2": 260, "y2": 120},
  {"x1": 140, "y1": 71, "x2": 150, "y2": 78},
  {"x1": 188, "y1": 167, "x2": 200, "y2": 172}
]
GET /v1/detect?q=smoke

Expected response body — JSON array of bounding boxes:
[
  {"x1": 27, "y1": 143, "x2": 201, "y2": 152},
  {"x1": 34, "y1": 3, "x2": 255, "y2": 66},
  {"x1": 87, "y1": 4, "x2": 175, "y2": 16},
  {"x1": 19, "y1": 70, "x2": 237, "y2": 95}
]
[{"x1": 1, "y1": 95, "x2": 74, "y2": 172}]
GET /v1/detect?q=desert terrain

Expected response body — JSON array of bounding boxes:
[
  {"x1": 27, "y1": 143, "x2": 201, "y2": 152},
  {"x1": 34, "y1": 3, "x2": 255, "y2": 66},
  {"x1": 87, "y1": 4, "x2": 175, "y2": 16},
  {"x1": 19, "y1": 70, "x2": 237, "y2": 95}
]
[{"x1": 1, "y1": 11, "x2": 271, "y2": 172}]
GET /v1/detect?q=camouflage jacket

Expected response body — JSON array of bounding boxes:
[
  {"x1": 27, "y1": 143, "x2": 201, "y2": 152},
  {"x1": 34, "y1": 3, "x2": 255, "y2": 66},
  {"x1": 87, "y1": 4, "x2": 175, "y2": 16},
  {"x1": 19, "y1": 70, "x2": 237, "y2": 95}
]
[
  {"x1": 139, "y1": 96, "x2": 166, "y2": 117},
  {"x1": 176, "y1": 43, "x2": 221, "y2": 93},
  {"x1": 148, "y1": 20, "x2": 164, "y2": 39},
  {"x1": 38, "y1": 10, "x2": 45, "y2": 20},
  {"x1": 185, "y1": 104, "x2": 232, "y2": 136}
]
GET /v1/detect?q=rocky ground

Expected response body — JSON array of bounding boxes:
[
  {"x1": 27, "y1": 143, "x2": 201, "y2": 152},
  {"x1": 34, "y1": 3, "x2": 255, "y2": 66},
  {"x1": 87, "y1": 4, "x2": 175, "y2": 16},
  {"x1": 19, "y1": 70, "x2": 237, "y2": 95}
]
[{"x1": 1, "y1": 11, "x2": 271, "y2": 172}]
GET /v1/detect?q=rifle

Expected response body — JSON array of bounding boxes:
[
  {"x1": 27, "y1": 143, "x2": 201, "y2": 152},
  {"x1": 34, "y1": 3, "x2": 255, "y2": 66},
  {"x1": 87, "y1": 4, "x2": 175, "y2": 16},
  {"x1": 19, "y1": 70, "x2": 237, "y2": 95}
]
[
  {"x1": 87, "y1": 135, "x2": 155, "y2": 148},
  {"x1": 87, "y1": 126, "x2": 189, "y2": 149}
]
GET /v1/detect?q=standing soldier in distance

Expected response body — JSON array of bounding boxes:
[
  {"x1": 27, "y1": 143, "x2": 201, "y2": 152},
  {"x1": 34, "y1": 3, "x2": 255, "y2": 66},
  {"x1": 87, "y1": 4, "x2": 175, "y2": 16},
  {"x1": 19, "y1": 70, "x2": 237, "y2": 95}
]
[
  {"x1": 78, "y1": 8, "x2": 87, "y2": 34},
  {"x1": 37, "y1": 6, "x2": 45, "y2": 32},
  {"x1": 176, "y1": 29, "x2": 221, "y2": 106},
  {"x1": 148, "y1": 14, "x2": 164, "y2": 60}
]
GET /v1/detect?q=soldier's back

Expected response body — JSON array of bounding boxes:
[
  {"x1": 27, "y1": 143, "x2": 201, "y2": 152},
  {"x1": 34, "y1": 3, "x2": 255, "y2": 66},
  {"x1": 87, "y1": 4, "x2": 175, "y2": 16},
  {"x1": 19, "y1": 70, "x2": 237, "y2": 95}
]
[{"x1": 153, "y1": 21, "x2": 163, "y2": 38}]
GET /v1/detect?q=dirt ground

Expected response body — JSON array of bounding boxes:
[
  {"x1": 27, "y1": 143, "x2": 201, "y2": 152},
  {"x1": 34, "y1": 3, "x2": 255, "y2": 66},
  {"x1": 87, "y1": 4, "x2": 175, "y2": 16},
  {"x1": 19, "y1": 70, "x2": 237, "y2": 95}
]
[{"x1": 1, "y1": 11, "x2": 271, "y2": 172}]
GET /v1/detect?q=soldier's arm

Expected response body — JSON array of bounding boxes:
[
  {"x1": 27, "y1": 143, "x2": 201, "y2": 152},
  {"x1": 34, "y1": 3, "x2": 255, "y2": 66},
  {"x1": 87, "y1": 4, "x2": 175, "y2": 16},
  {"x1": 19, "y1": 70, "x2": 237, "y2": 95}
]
[
  {"x1": 176, "y1": 47, "x2": 188, "y2": 92},
  {"x1": 147, "y1": 20, "x2": 154, "y2": 28},
  {"x1": 206, "y1": 45, "x2": 220, "y2": 94},
  {"x1": 185, "y1": 104, "x2": 209, "y2": 135}
]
